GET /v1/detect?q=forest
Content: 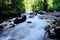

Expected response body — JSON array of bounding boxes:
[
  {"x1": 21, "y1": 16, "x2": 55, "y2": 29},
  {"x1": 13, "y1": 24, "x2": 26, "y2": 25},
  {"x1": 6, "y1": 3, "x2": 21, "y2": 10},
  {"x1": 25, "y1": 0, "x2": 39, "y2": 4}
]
[{"x1": 0, "y1": 0, "x2": 60, "y2": 14}]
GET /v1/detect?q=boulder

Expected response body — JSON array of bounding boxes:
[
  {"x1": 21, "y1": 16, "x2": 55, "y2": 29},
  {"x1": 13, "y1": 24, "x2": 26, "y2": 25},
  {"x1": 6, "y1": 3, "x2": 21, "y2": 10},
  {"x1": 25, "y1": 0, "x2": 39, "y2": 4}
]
[
  {"x1": 0, "y1": 25, "x2": 4, "y2": 33},
  {"x1": 14, "y1": 15, "x2": 26, "y2": 24},
  {"x1": 46, "y1": 29, "x2": 56, "y2": 39},
  {"x1": 50, "y1": 10, "x2": 60, "y2": 17},
  {"x1": 14, "y1": 18, "x2": 21, "y2": 24},
  {"x1": 38, "y1": 10, "x2": 47, "y2": 15},
  {"x1": 54, "y1": 28, "x2": 60, "y2": 40},
  {"x1": 30, "y1": 12, "x2": 37, "y2": 15}
]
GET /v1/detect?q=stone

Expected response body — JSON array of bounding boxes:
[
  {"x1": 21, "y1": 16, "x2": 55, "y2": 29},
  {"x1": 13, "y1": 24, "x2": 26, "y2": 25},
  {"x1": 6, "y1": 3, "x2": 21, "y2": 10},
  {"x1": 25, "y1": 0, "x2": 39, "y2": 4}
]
[
  {"x1": 14, "y1": 18, "x2": 21, "y2": 24},
  {"x1": 54, "y1": 28, "x2": 60, "y2": 40},
  {"x1": 14, "y1": 15, "x2": 26, "y2": 24},
  {"x1": 4, "y1": 24, "x2": 7, "y2": 26},
  {"x1": 46, "y1": 29, "x2": 56, "y2": 39},
  {"x1": 38, "y1": 10, "x2": 47, "y2": 15},
  {"x1": 27, "y1": 21, "x2": 32, "y2": 23},
  {"x1": 30, "y1": 12, "x2": 37, "y2": 15},
  {"x1": 21, "y1": 15, "x2": 26, "y2": 22},
  {"x1": 9, "y1": 24, "x2": 15, "y2": 28},
  {"x1": 9, "y1": 20, "x2": 11, "y2": 22},
  {"x1": 29, "y1": 15, "x2": 34, "y2": 18},
  {"x1": 0, "y1": 25, "x2": 4, "y2": 33}
]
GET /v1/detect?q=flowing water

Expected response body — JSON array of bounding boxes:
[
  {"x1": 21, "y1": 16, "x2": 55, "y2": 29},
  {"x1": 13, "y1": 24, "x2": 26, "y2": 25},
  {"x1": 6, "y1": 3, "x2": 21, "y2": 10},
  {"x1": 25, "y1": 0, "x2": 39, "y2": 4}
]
[{"x1": 0, "y1": 14, "x2": 54, "y2": 40}]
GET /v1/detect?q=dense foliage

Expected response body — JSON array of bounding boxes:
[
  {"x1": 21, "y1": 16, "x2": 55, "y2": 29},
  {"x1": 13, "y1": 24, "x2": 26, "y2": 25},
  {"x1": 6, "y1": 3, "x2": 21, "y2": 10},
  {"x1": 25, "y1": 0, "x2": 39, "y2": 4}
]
[
  {"x1": 32, "y1": 0, "x2": 44, "y2": 12},
  {"x1": 0, "y1": 0, "x2": 25, "y2": 14},
  {"x1": 0, "y1": 0, "x2": 60, "y2": 14},
  {"x1": 32, "y1": 0, "x2": 60, "y2": 12}
]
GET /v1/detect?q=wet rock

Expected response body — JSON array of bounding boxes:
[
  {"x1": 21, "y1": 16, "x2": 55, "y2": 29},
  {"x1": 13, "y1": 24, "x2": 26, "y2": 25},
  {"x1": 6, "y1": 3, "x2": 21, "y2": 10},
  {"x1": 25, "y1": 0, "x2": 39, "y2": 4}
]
[
  {"x1": 38, "y1": 10, "x2": 47, "y2": 15},
  {"x1": 4, "y1": 24, "x2": 7, "y2": 26},
  {"x1": 9, "y1": 20, "x2": 11, "y2": 22},
  {"x1": 53, "y1": 20, "x2": 60, "y2": 26},
  {"x1": 46, "y1": 29, "x2": 56, "y2": 39},
  {"x1": 14, "y1": 15, "x2": 26, "y2": 24},
  {"x1": 54, "y1": 28, "x2": 60, "y2": 40},
  {"x1": 46, "y1": 26, "x2": 60, "y2": 40},
  {"x1": 14, "y1": 18, "x2": 20, "y2": 24},
  {"x1": 53, "y1": 21, "x2": 57, "y2": 24},
  {"x1": 39, "y1": 16, "x2": 45, "y2": 19},
  {"x1": 50, "y1": 10, "x2": 60, "y2": 17},
  {"x1": 45, "y1": 25, "x2": 51, "y2": 30},
  {"x1": 45, "y1": 24, "x2": 55, "y2": 30},
  {"x1": 22, "y1": 15, "x2": 26, "y2": 22},
  {"x1": 27, "y1": 21, "x2": 32, "y2": 23},
  {"x1": 30, "y1": 12, "x2": 37, "y2": 15},
  {"x1": 29, "y1": 15, "x2": 34, "y2": 18},
  {"x1": 0, "y1": 25, "x2": 4, "y2": 33},
  {"x1": 10, "y1": 24, "x2": 13, "y2": 25},
  {"x1": 9, "y1": 24, "x2": 15, "y2": 28}
]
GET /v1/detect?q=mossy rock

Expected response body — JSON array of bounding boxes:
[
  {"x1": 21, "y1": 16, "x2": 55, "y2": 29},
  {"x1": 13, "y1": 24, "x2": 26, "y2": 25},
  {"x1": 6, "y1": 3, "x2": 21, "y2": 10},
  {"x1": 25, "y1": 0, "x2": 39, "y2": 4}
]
[{"x1": 54, "y1": 20, "x2": 60, "y2": 26}]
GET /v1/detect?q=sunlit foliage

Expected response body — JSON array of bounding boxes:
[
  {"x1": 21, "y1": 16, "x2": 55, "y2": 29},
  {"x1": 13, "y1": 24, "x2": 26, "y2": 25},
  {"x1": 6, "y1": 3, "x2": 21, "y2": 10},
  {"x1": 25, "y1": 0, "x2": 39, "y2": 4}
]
[
  {"x1": 24, "y1": 0, "x2": 35, "y2": 11},
  {"x1": 47, "y1": 0, "x2": 54, "y2": 11},
  {"x1": 32, "y1": 0, "x2": 44, "y2": 11},
  {"x1": 0, "y1": 0, "x2": 60, "y2": 14}
]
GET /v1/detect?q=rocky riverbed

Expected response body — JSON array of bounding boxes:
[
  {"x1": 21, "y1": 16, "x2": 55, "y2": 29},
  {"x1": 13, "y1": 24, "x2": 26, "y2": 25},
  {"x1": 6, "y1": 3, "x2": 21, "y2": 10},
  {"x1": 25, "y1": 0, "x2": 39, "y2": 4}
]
[{"x1": 0, "y1": 12, "x2": 60, "y2": 40}]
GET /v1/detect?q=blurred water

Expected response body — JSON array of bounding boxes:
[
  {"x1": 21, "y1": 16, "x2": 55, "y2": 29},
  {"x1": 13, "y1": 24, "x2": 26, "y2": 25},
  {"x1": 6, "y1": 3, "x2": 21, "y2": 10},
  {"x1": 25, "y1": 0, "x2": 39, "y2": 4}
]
[{"x1": 0, "y1": 14, "x2": 54, "y2": 40}]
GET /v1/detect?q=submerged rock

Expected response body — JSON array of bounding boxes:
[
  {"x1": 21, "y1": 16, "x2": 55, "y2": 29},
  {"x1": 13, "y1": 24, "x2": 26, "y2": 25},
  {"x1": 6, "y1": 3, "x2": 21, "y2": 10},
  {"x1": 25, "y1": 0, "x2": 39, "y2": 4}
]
[
  {"x1": 27, "y1": 21, "x2": 32, "y2": 23},
  {"x1": 29, "y1": 15, "x2": 34, "y2": 18},
  {"x1": 9, "y1": 24, "x2": 15, "y2": 28}
]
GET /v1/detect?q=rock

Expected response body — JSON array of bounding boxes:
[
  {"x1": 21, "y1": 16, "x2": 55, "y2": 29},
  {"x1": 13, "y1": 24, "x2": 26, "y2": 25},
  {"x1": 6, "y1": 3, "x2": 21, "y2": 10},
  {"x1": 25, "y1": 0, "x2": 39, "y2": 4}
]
[
  {"x1": 50, "y1": 10, "x2": 60, "y2": 17},
  {"x1": 14, "y1": 15, "x2": 26, "y2": 24},
  {"x1": 30, "y1": 12, "x2": 37, "y2": 15},
  {"x1": 46, "y1": 29, "x2": 56, "y2": 39},
  {"x1": 38, "y1": 10, "x2": 47, "y2": 15},
  {"x1": 21, "y1": 15, "x2": 26, "y2": 22},
  {"x1": 9, "y1": 24, "x2": 15, "y2": 28},
  {"x1": 14, "y1": 18, "x2": 21, "y2": 24},
  {"x1": 10, "y1": 24, "x2": 13, "y2": 25},
  {"x1": 54, "y1": 28, "x2": 60, "y2": 40},
  {"x1": 39, "y1": 16, "x2": 45, "y2": 19},
  {"x1": 45, "y1": 25, "x2": 51, "y2": 30},
  {"x1": 4, "y1": 24, "x2": 7, "y2": 26},
  {"x1": 45, "y1": 24, "x2": 55, "y2": 30},
  {"x1": 27, "y1": 21, "x2": 32, "y2": 23},
  {"x1": 9, "y1": 20, "x2": 11, "y2": 22},
  {"x1": 53, "y1": 20, "x2": 60, "y2": 26},
  {"x1": 0, "y1": 25, "x2": 4, "y2": 33},
  {"x1": 29, "y1": 15, "x2": 34, "y2": 18}
]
